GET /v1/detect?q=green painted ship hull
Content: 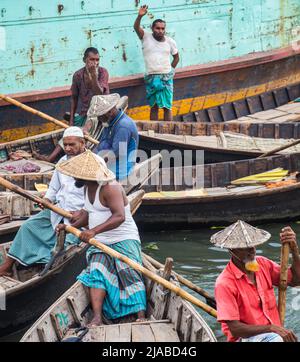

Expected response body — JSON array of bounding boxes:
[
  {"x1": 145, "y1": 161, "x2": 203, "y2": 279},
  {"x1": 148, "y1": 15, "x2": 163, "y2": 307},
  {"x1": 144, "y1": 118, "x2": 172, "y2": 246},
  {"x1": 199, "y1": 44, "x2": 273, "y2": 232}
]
[{"x1": 1, "y1": 0, "x2": 300, "y2": 140}]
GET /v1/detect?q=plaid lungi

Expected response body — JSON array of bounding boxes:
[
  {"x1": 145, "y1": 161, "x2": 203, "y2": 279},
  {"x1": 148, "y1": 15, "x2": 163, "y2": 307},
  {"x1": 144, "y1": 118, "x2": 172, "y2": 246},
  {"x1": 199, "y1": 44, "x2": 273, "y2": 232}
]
[{"x1": 77, "y1": 239, "x2": 147, "y2": 320}]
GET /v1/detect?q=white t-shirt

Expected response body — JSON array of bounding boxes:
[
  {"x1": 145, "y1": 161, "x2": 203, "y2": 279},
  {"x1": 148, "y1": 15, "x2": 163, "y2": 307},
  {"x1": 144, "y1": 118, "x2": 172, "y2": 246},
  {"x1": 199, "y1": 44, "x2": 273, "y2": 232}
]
[{"x1": 141, "y1": 31, "x2": 178, "y2": 75}]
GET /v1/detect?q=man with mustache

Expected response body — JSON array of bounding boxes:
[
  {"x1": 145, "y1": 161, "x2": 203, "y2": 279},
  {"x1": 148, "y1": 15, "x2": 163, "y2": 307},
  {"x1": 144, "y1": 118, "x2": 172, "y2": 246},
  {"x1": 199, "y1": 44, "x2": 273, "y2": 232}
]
[
  {"x1": 0, "y1": 127, "x2": 86, "y2": 277},
  {"x1": 33, "y1": 47, "x2": 109, "y2": 163},
  {"x1": 212, "y1": 220, "x2": 300, "y2": 342},
  {"x1": 134, "y1": 5, "x2": 179, "y2": 121}
]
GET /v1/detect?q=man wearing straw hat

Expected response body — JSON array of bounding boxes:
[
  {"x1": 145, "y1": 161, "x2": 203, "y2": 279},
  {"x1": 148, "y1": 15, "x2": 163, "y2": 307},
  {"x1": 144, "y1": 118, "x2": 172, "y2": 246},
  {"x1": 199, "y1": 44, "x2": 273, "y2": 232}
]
[
  {"x1": 211, "y1": 220, "x2": 300, "y2": 342},
  {"x1": 55, "y1": 150, "x2": 146, "y2": 326},
  {"x1": 0, "y1": 127, "x2": 86, "y2": 277},
  {"x1": 88, "y1": 93, "x2": 139, "y2": 181}
]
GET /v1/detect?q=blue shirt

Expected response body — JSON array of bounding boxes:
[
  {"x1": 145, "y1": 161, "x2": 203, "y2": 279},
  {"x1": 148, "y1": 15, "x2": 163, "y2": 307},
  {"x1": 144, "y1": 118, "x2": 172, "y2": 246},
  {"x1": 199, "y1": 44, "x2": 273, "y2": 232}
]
[{"x1": 94, "y1": 111, "x2": 139, "y2": 180}]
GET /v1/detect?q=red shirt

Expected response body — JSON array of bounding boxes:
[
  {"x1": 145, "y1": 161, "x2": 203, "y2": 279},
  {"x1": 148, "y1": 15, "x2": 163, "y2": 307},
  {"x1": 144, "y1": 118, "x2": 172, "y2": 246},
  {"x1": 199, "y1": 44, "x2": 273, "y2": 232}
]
[
  {"x1": 215, "y1": 256, "x2": 293, "y2": 342},
  {"x1": 71, "y1": 66, "x2": 109, "y2": 116}
]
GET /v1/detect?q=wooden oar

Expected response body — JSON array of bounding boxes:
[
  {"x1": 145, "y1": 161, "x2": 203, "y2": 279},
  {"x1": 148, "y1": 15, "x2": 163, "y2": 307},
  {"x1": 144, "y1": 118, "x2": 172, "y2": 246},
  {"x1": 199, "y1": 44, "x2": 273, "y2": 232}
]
[
  {"x1": 65, "y1": 225, "x2": 217, "y2": 318},
  {"x1": 258, "y1": 138, "x2": 300, "y2": 158},
  {"x1": 278, "y1": 242, "x2": 290, "y2": 326},
  {"x1": 0, "y1": 176, "x2": 72, "y2": 218},
  {"x1": 0, "y1": 94, "x2": 99, "y2": 146},
  {"x1": 0, "y1": 175, "x2": 217, "y2": 318},
  {"x1": 142, "y1": 252, "x2": 216, "y2": 308}
]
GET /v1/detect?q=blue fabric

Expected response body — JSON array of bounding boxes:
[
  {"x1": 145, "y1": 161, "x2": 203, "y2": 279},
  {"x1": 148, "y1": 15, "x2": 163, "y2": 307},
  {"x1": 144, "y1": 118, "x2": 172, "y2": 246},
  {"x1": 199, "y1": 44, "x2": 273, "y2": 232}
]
[
  {"x1": 240, "y1": 333, "x2": 283, "y2": 342},
  {"x1": 93, "y1": 111, "x2": 139, "y2": 180},
  {"x1": 77, "y1": 239, "x2": 147, "y2": 320},
  {"x1": 8, "y1": 209, "x2": 80, "y2": 266},
  {"x1": 144, "y1": 70, "x2": 174, "y2": 110}
]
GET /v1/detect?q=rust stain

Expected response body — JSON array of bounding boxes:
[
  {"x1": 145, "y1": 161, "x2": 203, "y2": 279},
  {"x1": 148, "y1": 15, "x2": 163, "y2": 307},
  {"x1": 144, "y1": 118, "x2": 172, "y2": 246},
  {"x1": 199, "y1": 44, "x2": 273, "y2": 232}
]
[
  {"x1": 121, "y1": 44, "x2": 127, "y2": 62},
  {"x1": 85, "y1": 30, "x2": 92, "y2": 46},
  {"x1": 29, "y1": 45, "x2": 34, "y2": 64},
  {"x1": 58, "y1": 4, "x2": 64, "y2": 14}
]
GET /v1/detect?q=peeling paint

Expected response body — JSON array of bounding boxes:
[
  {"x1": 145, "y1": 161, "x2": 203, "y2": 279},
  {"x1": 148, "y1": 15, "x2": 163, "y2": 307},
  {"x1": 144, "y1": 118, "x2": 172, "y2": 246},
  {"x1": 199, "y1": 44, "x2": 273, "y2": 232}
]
[{"x1": 58, "y1": 4, "x2": 64, "y2": 15}]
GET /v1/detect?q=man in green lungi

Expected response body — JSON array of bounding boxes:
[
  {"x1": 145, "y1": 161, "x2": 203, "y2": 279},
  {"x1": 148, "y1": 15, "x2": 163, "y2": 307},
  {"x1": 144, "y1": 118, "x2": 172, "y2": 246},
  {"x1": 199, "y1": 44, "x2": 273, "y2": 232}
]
[
  {"x1": 134, "y1": 5, "x2": 180, "y2": 121},
  {"x1": 56, "y1": 150, "x2": 147, "y2": 326},
  {"x1": 0, "y1": 127, "x2": 86, "y2": 277}
]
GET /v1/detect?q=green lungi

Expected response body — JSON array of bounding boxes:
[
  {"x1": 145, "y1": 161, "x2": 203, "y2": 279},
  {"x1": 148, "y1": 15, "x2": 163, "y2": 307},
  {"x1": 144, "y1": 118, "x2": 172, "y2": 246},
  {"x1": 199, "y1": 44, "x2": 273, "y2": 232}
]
[{"x1": 8, "y1": 209, "x2": 79, "y2": 266}]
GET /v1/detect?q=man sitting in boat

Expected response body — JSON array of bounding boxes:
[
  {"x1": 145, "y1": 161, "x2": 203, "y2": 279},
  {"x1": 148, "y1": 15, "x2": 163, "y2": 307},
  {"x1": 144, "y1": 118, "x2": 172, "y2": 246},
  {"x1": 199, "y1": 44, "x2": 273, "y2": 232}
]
[
  {"x1": 89, "y1": 93, "x2": 139, "y2": 181},
  {"x1": 212, "y1": 220, "x2": 300, "y2": 342},
  {"x1": 0, "y1": 127, "x2": 86, "y2": 277},
  {"x1": 55, "y1": 150, "x2": 147, "y2": 326},
  {"x1": 134, "y1": 5, "x2": 179, "y2": 121},
  {"x1": 33, "y1": 47, "x2": 110, "y2": 163}
]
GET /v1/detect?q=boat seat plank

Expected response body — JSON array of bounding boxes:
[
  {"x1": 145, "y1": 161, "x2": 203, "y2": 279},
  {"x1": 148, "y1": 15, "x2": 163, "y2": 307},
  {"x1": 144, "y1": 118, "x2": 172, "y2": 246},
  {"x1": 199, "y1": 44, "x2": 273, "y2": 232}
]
[
  {"x1": 150, "y1": 323, "x2": 180, "y2": 342},
  {"x1": 277, "y1": 103, "x2": 300, "y2": 113},
  {"x1": 83, "y1": 326, "x2": 106, "y2": 342},
  {"x1": 104, "y1": 324, "x2": 131, "y2": 342},
  {"x1": 132, "y1": 324, "x2": 155, "y2": 342},
  {"x1": 247, "y1": 109, "x2": 286, "y2": 120}
]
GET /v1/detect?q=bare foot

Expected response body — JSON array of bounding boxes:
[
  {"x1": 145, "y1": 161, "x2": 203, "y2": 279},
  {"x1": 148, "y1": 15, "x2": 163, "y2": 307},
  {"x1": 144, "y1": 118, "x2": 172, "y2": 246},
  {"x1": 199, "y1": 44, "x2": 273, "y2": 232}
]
[
  {"x1": 0, "y1": 267, "x2": 13, "y2": 277},
  {"x1": 87, "y1": 315, "x2": 103, "y2": 328},
  {"x1": 136, "y1": 310, "x2": 147, "y2": 322}
]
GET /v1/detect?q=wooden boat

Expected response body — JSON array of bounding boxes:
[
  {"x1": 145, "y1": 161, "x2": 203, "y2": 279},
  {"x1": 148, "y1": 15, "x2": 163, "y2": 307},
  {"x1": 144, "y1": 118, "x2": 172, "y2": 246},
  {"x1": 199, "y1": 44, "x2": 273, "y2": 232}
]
[
  {"x1": 173, "y1": 82, "x2": 300, "y2": 123},
  {"x1": 134, "y1": 152, "x2": 300, "y2": 230},
  {"x1": 0, "y1": 153, "x2": 162, "y2": 241},
  {"x1": 20, "y1": 257, "x2": 217, "y2": 342},
  {"x1": 0, "y1": 190, "x2": 144, "y2": 337},
  {"x1": 1, "y1": 43, "x2": 300, "y2": 142}
]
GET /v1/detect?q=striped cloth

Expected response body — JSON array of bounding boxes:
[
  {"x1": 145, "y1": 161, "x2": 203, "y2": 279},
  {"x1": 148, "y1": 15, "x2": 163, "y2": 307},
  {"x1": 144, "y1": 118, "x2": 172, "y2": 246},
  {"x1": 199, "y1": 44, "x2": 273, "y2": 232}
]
[
  {"x1": 77, "y1": 239, "x2": 147, "y2": 320},
  {"x1": 240, "y1": 333, "x2": 283, "y2": 342}
]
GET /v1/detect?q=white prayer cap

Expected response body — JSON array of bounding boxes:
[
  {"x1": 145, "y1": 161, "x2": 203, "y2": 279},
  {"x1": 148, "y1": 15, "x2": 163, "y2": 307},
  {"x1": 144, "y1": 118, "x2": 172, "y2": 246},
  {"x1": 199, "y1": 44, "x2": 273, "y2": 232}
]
[{"x1": 63, "y1": 126, "x2": 84, "y2": 139}]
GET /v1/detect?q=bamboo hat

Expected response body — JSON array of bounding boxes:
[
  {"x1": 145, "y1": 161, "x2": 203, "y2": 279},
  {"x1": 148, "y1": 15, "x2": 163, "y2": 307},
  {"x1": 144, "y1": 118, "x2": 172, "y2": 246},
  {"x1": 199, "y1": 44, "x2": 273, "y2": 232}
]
[
  {"x1": 210, "y1": 220, "x2": 271, "y2": 249},
  {"x1": 56, "y1": 150, "x2": 115, "y2": 182},
  {"x1": 88, "y1": 93, "x2": 121, "y2": 117}
]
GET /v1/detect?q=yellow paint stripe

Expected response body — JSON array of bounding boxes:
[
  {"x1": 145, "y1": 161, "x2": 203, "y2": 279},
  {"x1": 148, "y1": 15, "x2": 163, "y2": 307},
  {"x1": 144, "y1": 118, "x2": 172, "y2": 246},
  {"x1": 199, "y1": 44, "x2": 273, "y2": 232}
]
[{"x1": 2, "y1": 72, "x2": 300, "y2": 141}]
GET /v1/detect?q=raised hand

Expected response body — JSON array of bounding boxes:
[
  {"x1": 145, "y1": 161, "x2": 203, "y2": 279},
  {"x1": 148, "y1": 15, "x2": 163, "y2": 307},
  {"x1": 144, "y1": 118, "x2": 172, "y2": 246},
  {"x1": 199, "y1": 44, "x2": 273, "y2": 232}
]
[
  {"x1": 280, "y1": 226, "x2": 299, "y2": 253},
  {"x1": 139, "y1": 5, "x2": 148, "y2": 17}
]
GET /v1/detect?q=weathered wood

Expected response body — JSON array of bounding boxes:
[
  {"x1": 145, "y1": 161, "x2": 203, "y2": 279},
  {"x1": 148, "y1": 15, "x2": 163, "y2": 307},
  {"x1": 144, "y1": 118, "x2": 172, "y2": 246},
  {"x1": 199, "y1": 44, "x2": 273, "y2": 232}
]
[
  {"x1": 150, "y1": 322, "x2": 180, "y2": 342},
  {"x1": 132, "y1": 324, "x2": 155, "y2": 342},
  {"x1": 278, "y1": 243, "x2": 290, "y2": 326}
]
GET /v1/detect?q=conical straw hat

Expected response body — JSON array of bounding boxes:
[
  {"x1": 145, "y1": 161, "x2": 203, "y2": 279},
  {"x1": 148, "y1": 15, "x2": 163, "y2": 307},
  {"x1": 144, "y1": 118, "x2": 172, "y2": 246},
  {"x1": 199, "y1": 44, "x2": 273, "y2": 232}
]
[
  {"x1": 56, "y1": 150, "x2": 116, "y2": 182},
  {"x1": 210, "y1": 220, "x2": 271, "y2": 249}
]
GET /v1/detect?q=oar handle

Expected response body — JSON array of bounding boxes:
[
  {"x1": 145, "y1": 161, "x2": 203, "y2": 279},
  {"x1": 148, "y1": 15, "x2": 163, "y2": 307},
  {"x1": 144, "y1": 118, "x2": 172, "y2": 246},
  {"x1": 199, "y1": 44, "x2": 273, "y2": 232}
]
[
  {"x1": 65, "y1": 225, "x2": 218, "y2": 319},
  {"x1": 0, "y1": 176, "x2": 72, "y2": 219},
  {"x1": 278, "y1": 243, "x2": 290, "y2": 326},
  {"x1": 0, "y1": 94, "x2": 99, "y2": 145}
]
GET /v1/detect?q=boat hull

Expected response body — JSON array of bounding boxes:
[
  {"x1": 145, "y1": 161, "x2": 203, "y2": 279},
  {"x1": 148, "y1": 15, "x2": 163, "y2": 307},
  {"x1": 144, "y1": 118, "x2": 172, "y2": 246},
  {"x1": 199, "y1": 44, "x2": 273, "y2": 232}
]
[
  {"x1": 1, "y1": 48, "x2": 300, "y2": 142},
  {"x1": 0, "y1": 249, "x2": 86, "y2": 337},
  {"x1": 135, "y1": 183, "x2": 300, "y2": 230}
]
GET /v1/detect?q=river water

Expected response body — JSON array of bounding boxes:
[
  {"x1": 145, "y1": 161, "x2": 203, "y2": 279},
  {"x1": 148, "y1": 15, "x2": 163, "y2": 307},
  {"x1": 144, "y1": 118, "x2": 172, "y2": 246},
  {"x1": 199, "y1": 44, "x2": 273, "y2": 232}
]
[{"x1": 141, "y1": 221, "x2": 300, "y2": 342}]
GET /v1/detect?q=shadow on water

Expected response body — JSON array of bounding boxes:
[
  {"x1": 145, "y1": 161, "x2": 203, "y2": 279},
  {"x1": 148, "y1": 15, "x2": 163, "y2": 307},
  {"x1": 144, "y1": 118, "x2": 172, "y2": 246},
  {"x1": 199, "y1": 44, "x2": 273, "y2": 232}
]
[{"x1": 141, "y1": 221, "x2": 300, "y2": 342}]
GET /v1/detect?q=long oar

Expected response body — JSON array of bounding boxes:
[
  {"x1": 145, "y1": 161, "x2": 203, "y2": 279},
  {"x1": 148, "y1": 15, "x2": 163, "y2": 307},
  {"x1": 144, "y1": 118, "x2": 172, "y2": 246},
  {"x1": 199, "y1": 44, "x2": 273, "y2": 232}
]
[
  {"x1": 65, "y1": 225, "x2": 217, "y2": 318},
  {"x1": 0, "y1": 176, "x2": 217, "y2": 318},
  {"x1": 278, "y1": 242, "x2": 290, "y2": 326},
  {"x1": 258, "y1": 138, "x2": 300, "y2": 158},
  {"x1": 0, "y1": 94, "x2": 99, "y2": 146},
  {"x1": 142, "y1": 252, "x2": 216, "y2": 309}
]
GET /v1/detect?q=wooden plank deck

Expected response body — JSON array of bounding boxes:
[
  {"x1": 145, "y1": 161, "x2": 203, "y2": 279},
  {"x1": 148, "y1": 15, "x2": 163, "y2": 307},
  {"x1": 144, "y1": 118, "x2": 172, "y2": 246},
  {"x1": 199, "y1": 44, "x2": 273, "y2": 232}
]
[{"x1": 63, "y1": 320, "x2": 180, "y2": 342}]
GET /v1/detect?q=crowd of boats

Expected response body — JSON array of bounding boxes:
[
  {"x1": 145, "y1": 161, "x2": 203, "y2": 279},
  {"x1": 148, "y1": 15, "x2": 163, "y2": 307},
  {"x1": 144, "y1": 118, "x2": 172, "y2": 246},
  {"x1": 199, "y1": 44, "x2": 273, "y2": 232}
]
[{"x1": 1, "y1": 81, "x2": 300, "y2": 342}]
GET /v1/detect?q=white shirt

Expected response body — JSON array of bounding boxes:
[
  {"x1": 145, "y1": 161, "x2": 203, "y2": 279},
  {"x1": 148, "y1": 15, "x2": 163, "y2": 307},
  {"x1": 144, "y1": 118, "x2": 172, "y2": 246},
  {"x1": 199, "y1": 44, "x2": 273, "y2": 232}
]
[
  {"x1": 85, "y1": 185, "x2": 140, "y2": 245},
  {"x1": 45, "y1": 155, "x2": 85, "y2": 229},
  {"x1": 141, "y1": 31, "x2": 178, "y2": 74}
]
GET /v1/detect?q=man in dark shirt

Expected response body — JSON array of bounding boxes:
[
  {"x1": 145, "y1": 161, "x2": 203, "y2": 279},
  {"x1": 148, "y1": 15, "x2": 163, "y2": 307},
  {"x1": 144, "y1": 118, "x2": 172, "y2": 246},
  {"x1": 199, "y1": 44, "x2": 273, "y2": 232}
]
[
  {"x1": 88, "y1": 94, "x2": 139, "y2": 181},
  {"x1": 33, "y1": 47, "x2": 109, "y2": 163}
]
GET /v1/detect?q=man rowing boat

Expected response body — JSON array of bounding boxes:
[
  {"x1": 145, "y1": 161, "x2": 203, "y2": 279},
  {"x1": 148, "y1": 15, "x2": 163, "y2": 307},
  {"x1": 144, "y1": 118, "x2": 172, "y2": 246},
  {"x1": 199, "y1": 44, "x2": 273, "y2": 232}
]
[
  {"x1": 56, "y1": 150, "x2": 146, "y2": 326},
  {"x1": 211, "y1": 220, "x2": 300, "y2": 342}
]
